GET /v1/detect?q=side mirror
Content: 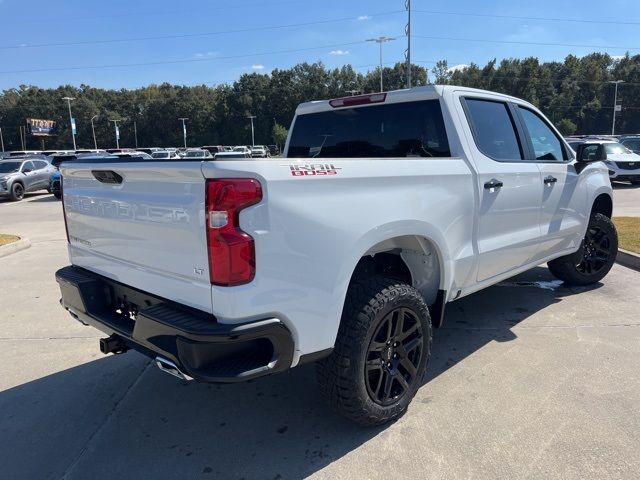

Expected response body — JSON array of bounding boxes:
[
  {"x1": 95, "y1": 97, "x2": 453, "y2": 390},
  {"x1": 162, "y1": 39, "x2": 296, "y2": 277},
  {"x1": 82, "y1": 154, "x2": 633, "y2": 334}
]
[{"x1": 575, "y1": 143, "x2": 607, "y2": 163}]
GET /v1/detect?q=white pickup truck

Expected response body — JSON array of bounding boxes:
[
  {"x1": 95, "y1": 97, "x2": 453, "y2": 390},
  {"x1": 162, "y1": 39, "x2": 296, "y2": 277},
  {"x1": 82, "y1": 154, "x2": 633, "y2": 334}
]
[{"x1": 56, "y1": 86, "x2": 617, "y2": 425}]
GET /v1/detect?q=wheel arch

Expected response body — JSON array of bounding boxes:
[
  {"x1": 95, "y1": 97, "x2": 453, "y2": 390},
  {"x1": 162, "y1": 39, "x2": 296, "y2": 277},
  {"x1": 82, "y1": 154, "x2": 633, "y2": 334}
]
[
  {"x1": 343, "y1": 229, "x2": 450, "y2": 328},
  {"x1": 591, "y1": 192, "x2": 613, "y2": 218}
]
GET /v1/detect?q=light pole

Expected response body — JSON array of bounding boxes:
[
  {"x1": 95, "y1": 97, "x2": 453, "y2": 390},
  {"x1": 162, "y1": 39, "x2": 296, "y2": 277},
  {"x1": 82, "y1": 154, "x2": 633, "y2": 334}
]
[
  {"x1": 109, "y1": 119, "x2": 121, "y2": 149},
  {"x1": 134, "y1": 121, "x2": 138, "y2": 149},
  {"x1": 366, "y1": 36, "x2": 396, "y2": 92},
  {"x1": 246, "y1": 115, "x2": 256, "y2": 146},
  {"x1": 609, "y1": 80, "x2": 625, "y2": 135},
  {"x1": 62, "y1": 96, "x2": 77, "y2": 150},
  {"x1": 0, "y1": 126, "x2": 4, "y2": 152},
  {"x1": 90, "y1": 115, "x2": 98, "y2": 150},
  {"x1": 405, "y1": 0, "x2": 412, "y2": 88},
  {"x1": 178, "y1": 118, "x2": 188, "y2": 148}
]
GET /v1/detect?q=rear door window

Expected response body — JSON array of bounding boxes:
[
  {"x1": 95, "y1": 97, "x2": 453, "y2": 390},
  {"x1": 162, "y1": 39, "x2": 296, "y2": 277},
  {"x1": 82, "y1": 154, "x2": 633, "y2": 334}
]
[
  {"x1": 33, "y1": 160, "x2": 48, "y2": 169},
  {"x1": 287, "y1": 99, "x2": 450, "y2": 158},
  {"x1": 464, "y1": 98, "x2": 523, "y2": 161}
]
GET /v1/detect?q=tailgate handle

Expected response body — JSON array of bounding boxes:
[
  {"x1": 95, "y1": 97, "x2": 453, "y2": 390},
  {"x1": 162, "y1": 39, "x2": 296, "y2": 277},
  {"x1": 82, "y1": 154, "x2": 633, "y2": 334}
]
[{"x1": 92, "y1": 170, "x2": 123, "y2": 184}]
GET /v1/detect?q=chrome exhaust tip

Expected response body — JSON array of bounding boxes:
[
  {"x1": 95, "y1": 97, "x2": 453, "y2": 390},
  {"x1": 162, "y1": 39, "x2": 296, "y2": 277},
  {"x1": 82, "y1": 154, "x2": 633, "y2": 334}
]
[{"x1": 155, "y1": 357, "x2": 193, "y2": 381}]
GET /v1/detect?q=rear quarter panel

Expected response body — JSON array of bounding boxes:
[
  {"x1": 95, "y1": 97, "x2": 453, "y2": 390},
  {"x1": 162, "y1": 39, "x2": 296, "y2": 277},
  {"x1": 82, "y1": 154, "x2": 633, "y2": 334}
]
[{"x1": 201, "y1": 158, "x2": 475, "y2": 359}]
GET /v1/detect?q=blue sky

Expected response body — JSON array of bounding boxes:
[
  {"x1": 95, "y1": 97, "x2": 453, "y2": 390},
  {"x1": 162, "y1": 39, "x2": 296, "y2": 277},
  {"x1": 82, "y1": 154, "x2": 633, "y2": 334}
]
[{"x1": 0, "y1": 0, "x2": 638, "y2": 90}]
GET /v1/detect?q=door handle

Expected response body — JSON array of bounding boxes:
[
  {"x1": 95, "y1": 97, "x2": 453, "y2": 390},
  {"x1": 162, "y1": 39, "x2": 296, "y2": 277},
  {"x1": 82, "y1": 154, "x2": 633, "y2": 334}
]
[
  {"x1": 544, "y1": 176, "x2": 558, "y2": 185},
  {"x1": 484, "y1": 179, "x2": 503, "y2": 190}
]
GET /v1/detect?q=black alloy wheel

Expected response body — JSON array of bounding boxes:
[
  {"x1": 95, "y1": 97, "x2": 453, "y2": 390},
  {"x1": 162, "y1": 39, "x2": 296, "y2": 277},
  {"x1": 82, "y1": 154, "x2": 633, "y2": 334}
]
[
  {"x1": 577, "y1": 224, "x2": 612, "y2": 275},
  {"x1": 364, "y1": 307, "x2": 424, "y2": 406}
]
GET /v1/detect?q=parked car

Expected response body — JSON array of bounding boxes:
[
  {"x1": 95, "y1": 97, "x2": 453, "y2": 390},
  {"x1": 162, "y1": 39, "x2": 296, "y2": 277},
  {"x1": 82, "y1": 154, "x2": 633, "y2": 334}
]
[
  {"x1": 112, "y1": 152, "x2": 153, "y2": 159},
  {"x1": 182, "y1": 148, "x2": 213, "y2": 159},
  {"x1": 233, "y1": 146, "x2": 252, "y2": 155},
  {"x1": 250, "y1": 146, "x2": 268, "y2": 158},
  {"x1": 620, "y1": 136, "x2": 640, "y2": 154},
  {"x1": 55, "y1": 86, "x2": 616, "y2": 426},
  {"x1": 151, "y1": 150, "x2": 180, "y2": 160},
  {"x1": 213, "y1": 152, "x2": 252, "y2": 159},
  {"x1": 202, "y1": 145, "x2": 225, "y2": 155},
  {"x1": 0, "y1": 157, "x2": 56, "y2": 201},
  {"x1": 568, "y1": 139, "x2": 640, "y2": 184},
  {"x1": 267, "y1": 144, "x2": 280, "y2": 156},
  {"x1": 136, "y1": 148, "x2": 163, "y2": 155}
]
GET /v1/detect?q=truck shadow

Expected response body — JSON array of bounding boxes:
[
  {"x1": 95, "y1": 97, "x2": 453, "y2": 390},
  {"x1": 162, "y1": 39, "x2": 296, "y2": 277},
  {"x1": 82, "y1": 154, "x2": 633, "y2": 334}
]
[{"x1": 0, "y1": 267, "x2": 602, "y2": 480}]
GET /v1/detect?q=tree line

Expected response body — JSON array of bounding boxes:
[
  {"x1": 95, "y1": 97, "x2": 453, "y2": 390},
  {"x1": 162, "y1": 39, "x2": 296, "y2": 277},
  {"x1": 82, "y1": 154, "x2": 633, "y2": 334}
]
[{"x1": 0, "y1": 52, "x2": 638, "y2": 151}]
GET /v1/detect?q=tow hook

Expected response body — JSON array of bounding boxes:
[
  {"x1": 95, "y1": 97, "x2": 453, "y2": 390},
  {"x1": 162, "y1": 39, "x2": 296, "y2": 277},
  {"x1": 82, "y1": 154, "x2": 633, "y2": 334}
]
[{"x1": 99, "y1": 334, "x2": 129, "y2": 354}]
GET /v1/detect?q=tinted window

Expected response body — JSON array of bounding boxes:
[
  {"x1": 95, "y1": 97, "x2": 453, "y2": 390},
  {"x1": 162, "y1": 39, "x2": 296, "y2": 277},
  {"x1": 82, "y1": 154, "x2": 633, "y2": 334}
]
[
  {"x1": 622, "y1": 139, "x2": 640, "y2": 152},
  {"x1": 22, "y1": 161, "x2": 35, "y2": 171},
  {"x1": 581, "y1": 144, "x2": 601, "y2": 161},
  {"x1": 518, "y1": 107, "x2": 567, "y2": 161},
  {"x1": 33, "y1": 160, "x2": 48, "y2": 169},
  {"x1": 0, "y1": 161, "x2": 21, "y2": 173},
  {"x1": 287, "y1": 100, "x2": 450, "y2": 158},
  {"x1": 465, "y1": 99, "x2": 522, "y2": 160}
]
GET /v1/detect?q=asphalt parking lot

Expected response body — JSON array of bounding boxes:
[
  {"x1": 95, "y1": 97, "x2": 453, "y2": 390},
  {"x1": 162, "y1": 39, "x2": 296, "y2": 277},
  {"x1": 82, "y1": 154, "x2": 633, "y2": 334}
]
[{"x1": 1, "y1": 187, "x2": 640, "y2": 480}]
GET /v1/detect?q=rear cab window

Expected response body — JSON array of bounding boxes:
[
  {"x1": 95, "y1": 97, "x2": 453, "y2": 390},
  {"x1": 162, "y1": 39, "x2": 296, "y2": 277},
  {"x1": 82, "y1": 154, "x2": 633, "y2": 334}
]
[
  {"x1": 463, "y1": 98, "x2": 523, "y2": 161},
  {"x1": 287, "y1": 99, "x2": 451, "y2": 158}
]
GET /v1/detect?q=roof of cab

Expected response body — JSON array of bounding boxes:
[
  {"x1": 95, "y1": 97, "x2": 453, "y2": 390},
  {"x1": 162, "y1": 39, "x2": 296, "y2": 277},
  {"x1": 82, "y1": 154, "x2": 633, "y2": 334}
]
[{"x1": 294, "y1": 84, "x2": 534, "y2": 116}]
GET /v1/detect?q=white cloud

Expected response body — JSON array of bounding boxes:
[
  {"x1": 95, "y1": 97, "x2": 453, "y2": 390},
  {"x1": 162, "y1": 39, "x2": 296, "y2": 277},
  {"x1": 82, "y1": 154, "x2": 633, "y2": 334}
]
[
  {"x1": 251, "y1": 64, "x2": 265, "y2": 70},
  {"x1": 448, "y1": 64, "x2": 469, "y2": 73},
  {"x1": 329, "y1": 50, "x2": 350, "y2": 56},
  {"x1": 193, "y1": 51, "x2": 217, "y2": 58},
  {"x1": 357, "y1": 15, "x2": 370, "y2": 21}
]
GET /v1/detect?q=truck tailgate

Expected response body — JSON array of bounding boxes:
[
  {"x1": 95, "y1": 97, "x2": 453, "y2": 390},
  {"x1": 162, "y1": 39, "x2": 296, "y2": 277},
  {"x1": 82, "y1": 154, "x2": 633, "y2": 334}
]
[{"x1": 61, "y1": 161, "x2": 213, "y2": 313}]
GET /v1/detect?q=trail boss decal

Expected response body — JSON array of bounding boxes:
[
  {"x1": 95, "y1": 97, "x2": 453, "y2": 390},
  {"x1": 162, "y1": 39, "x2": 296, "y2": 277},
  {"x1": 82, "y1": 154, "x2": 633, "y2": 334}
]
[{"x1": 281, "y1": 163, "x2": 341, "y2": 176}]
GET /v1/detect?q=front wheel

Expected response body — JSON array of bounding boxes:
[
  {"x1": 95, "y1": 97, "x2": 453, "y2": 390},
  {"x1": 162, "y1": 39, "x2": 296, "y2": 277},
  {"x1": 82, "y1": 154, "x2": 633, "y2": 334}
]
[
  {"x1": 316, "y1": 276, "x2": 432, "y2": 426},
  {"x1": 548, "y1": 213, "x2": 618, "y2": 286},
  {"x1": 10, "y1": 182, "x2": 24, "y2": 201}
]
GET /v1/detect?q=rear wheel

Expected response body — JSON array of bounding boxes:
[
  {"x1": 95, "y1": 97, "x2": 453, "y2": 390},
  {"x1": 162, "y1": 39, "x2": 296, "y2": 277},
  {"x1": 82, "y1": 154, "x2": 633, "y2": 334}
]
[
  {"x1": 53, "y1": 191, "x2": 62, "y2": 200},
  {"x1": 10, "y1": 182, "x2": 24, "y2": 201},
  {"x1": 548, "y1": 213, "x2": 618, "y2": 286},
  {"x1": 316, "y1": 276, "x2": 432, "y2": 426}
]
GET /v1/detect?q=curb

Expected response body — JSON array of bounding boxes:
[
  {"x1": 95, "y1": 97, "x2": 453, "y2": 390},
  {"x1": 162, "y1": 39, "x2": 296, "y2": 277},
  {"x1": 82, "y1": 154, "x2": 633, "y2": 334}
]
[
  {"x1": 616, "y1": 248, "x2": 640, "y2": 272},
  {"x1": 0, "y1": 237, "x2": 31, "y2": 258}
]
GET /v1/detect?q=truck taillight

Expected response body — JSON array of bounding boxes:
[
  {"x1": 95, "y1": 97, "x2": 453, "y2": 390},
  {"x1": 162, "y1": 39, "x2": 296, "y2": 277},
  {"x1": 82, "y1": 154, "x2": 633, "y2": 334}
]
[{"x1": 205, "y1": 178, "x2": 262, "y2": 286}]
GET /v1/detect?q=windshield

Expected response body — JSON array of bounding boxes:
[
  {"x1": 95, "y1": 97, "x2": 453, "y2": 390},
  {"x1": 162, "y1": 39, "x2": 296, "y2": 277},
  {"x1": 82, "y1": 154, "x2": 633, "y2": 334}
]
[
  {"x1": 623, "y1": 140, "x2": 640, "y2": 151},
  {"x1": 233, "y1": 147, "x2": 246, "y2": 151},
  {"x1": 184, "y1": 150, "x2": 206, "y2": 157},
  {"x1": 0, "y1": 161, "x2": 22, "y2": 173},
  {"x1": 287, "y1": 99, "x2": 451, "y2": 158},
  {"x1": 604, "y1": 143, "x2": 631, "y2": 155}
]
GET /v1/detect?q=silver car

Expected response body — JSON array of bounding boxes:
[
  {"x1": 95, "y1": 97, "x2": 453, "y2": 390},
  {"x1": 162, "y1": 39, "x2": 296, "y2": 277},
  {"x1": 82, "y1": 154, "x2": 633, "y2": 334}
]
[{"x1": 0, "y1": 157, "x2": 56, "y2": 201}]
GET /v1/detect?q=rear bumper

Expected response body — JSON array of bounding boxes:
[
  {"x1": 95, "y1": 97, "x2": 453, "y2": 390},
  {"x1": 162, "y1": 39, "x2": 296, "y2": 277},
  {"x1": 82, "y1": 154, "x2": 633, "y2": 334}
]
[{"x1": 55, "y1": 266, "x2": 295, "y2": 383}]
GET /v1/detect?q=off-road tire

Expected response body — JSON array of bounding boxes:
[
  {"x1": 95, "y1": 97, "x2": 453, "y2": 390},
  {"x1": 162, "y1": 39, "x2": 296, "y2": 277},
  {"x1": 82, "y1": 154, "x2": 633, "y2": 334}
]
[
  {"x1": 316, "y1": 276, "x2": 432, "y2": 426},
  {"x1": 548, "y1": 213, "x2": 618, "y2": 286},
  {"x1": 10, "y1": 182, "x2": 24, "y2": 201}
]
